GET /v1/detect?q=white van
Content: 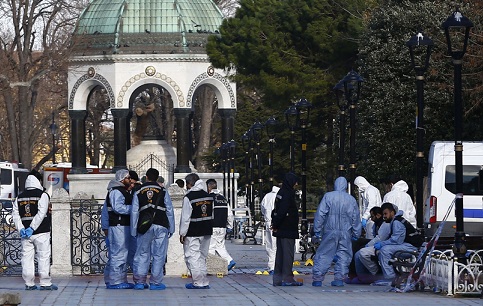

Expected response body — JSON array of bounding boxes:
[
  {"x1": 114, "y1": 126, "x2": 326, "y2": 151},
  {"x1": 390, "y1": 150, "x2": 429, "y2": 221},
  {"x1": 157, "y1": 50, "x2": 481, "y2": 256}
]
[
  {"x1": 0, "y1": 162, "x2": 30, "y2": 199},
  {"x1": 424, "y1": 141, "x2": 483, "y2": 237}
]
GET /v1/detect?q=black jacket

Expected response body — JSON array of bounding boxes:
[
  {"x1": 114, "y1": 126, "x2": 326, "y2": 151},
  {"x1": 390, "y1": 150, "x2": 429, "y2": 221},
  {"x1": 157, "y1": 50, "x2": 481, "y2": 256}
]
[{"x1": 271, "y1": 172, "x2": 299, "y2": 239}]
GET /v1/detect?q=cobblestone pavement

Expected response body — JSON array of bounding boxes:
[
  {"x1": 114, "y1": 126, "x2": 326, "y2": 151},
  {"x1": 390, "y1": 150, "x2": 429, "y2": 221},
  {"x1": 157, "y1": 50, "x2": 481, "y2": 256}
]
[{"x1": 0, "y1": 240, "x2": 481, "y2": 306}]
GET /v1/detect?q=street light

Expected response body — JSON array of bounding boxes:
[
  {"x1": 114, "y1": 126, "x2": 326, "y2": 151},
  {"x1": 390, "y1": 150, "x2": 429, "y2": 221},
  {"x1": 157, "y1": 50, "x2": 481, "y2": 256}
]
[
  {"x1": 285, "y1": 105, "x2": 298, "y2": 173},
  {"x1": 49, "y1": 112, "x2": 58, "y2": 164},
  {"x1": 406, "y1": 31, "x2": 433, "y2": 232},
  {"x1": 334, "y1": 80, "x2": 348, "y2": 177},
  {"x1": 442, "y1": 9, "x2": 473, "y2": 265},
  {"x1": 265, "y1": 117, "x2": 277, "y2": 188},
  {"x1": 229, "y1": 140, "x2": 236, "y2": 210},
  {"x1": 296, "y1": 98, "x2": 312, "y2": 236},
  {"x1": 251, "y1": 121, "x2": 264, "y2": 206},
  {"x1": 220, "y1": 142, "x2": 229, "y2": 198},
  {"x1": 338, "y1": 70, "x2": 363, "y2": 195},
  {"x1": 241, "y1": 132, "x2": 252, "y2": 211}
]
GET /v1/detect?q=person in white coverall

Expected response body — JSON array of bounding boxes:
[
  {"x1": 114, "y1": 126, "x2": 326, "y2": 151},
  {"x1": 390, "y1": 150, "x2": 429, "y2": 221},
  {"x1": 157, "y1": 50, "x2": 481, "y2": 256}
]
[
  {"x1": 383, "y1": 180, "x2": 417, "y2": 227},
  {"x1": 312, "y1": 177, "x2": 361, "y2": 287},
  {"x1": 354, "y1": 176, "x2": 382, "y2": 238},
  {"x1": 260, "y1": 185, "x2": 280, "y2": 272},
  {"x1": 179, "y1": 173, "x2": 214, "y2": 289},
  {"x1": 12, "y1": 171, "x2": 58, "y2": 290},
  {"x1": 206, "y1": 179, "x2": 236, "y2": 271}
]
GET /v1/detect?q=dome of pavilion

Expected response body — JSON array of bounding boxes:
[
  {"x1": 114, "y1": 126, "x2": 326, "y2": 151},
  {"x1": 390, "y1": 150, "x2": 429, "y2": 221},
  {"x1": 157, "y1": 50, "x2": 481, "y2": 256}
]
[{"x1": 72, "y1": 0, "x2": 224, "y2": 55}]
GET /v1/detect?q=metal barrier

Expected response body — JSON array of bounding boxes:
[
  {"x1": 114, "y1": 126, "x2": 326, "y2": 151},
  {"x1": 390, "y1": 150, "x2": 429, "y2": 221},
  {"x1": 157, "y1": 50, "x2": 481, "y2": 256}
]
[
  {"x1": 0, "y1": 200, "x2": 22, "y2": 276},
  {"x1": 426, "y1": 249, "x2": 483, "y2": 296},
  {"x1": 70, "y1": 198, "x2": 107, "y2": 276}
]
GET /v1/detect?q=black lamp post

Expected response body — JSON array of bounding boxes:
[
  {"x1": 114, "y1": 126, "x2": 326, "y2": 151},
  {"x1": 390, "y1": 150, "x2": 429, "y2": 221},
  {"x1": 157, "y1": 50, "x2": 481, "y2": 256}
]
[
  {"x1": 442, "y1": 9, "x2": 473, "y2": 265},
  {"x1": 334, "y1": 80, "x2": 348, "y2": 177},
  {"x1": 339, "y1": 70, "x2": 363, "y2": 195},
  {"x1": 407, "y1": 31, "x2": 433, "y2": 232},
  {"x1": 296, "y1": 98, "x2": 312, "y2": 236},
  {"x1": 229, "y1": 140, "x2": 236, "y2": 210},
  {"x1": 221, "y1": 143, "x2": 229, "y2": 198},
  {"x1": 241, "y1": 132, "x2": 251, "y2": 210},
  {"x1": 251, "y1": 121, "x2": 264, "y2": 206},
  {"x1": 285, "y1": 105, "x2": 298, "y2": 173},
  {"x1": 49, "y1": 112, "x2": 58, "y2": 164},
  {"x1": 265, "y1": 117, "x2": 277, "y2": 188}
]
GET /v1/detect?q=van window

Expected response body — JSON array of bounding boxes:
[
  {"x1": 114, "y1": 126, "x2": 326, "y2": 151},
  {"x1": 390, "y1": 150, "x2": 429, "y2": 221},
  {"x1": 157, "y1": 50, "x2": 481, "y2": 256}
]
[
  {"x1": 445, "y1": 165, "x2": 483, "y2": 195},
  {"x1": 0, "y1": 169, "x2": 13, "y2": 184}
]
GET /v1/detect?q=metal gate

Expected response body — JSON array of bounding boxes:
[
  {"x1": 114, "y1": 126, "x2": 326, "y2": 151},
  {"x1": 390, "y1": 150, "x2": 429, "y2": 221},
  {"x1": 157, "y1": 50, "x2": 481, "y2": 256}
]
[
  {"x1": 128, "y1": 153, "x2": 175, "y2": 185},
  {"x1": 0, "y1": 200, "x2": 22, "y2": 276},
  {"x1": 70, "y1": 198, "x2": 107, "y2": 275}
]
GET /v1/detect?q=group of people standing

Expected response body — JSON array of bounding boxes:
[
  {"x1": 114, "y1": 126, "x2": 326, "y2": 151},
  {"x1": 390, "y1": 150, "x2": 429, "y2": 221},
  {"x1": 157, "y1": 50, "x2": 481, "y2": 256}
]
[
  {"x1": 261, "y1": 173, "x2": 421, "y2": 288},
  {"x1": 12, "y1": 166, "x2": 420, "y2": 291},
  {"x1": 102, "y1": 170, "x2": 235, "y2": 290}
]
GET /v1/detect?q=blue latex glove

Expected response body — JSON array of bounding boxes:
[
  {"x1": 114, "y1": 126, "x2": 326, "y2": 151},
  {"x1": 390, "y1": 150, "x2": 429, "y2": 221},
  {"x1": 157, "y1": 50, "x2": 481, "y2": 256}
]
[
  {"x1": 361, "y1": 218, "x2": 367, "y2": 228},
  {"x1": 374, "y1": 242, "x2": 382, "y2": 250},
  {"x1": 168, "y1": 232, "x2": 173, "y2": 238},
  {"x1": 312, "y1": 232, "x2": 322, "y2": 244},
  {"x1": 25, "y1": 227, "x2": 34, "y2": 238},
  {"x1": 351, "y1": 236, "x2": 359, "y2": 241},
  {"x1": 20, "y1": 228, "x2": 27, "y2": 238},
  {"x1": 226, "y1": 228, "x2": 233, "y2": 234}
]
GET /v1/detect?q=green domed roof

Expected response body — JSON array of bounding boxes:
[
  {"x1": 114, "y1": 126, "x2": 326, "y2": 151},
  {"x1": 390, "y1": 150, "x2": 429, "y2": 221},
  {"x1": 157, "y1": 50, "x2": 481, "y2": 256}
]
[{"x1": 73, "y1": 0, "x2": 224, "y2": 55}]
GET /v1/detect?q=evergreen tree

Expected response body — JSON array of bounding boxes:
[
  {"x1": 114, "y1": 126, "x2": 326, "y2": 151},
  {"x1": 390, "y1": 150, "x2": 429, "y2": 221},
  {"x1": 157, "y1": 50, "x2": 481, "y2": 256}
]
[{"x1": 356, "y1": 0, "x2": 482, "y2": 186}]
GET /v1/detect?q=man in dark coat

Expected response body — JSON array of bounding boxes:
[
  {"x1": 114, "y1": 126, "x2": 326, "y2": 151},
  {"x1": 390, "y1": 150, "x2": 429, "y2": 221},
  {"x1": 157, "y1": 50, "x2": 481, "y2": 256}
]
[{"x1": 271, "y1": 172, "x2": 302, "y2": 286}]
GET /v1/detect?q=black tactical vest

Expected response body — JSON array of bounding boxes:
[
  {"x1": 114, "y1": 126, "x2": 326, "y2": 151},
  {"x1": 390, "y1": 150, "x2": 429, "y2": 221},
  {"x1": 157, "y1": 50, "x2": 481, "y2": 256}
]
[
  {"x1": 136, "y1": 182, "x2": 169, "y2": 229},
  {"x1": 17, "y1": 188, "x2": 51, "y2": 234},
  {"x1": 185, "y1": 190, "x2": 213, "y2": 237},
  {"x1": 391, "y1": 215, "x2": 424, "y2": 248},
  {"x1": 106, "y1": 186, "x2": 132, "y2": 226},
  {"x1": 212, "y1": 193, "x2": 229, "y2": 228}
]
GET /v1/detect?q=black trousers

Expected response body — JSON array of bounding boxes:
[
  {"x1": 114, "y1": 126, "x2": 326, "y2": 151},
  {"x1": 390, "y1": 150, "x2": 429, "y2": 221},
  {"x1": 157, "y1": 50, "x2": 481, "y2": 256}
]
[
  {"x1": 349, "y1": 237, "x2": 370, "y2": 277},
  {"x1": 273, "y1": 237, "x2": 295, "y2": 284}
]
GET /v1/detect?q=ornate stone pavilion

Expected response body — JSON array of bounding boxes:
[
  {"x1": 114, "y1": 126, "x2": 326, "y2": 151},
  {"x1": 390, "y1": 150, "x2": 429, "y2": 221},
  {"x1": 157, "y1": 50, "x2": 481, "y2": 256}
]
[{"x1": 67, "y1": 0, "x2": 236, "y2": 174}]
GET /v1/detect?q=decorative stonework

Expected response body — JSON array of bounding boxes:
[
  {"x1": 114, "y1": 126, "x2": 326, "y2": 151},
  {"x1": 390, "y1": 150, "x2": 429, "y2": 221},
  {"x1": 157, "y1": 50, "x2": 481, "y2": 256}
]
[
  {"x1": 68, "y1": 73, "x2": 115, "y2": 109},
  {"x1": 145, "y1": 66, "x2": 156, "y2": 76},
  {"x1": 187, "y1": 72, "x2": 236, "y2": 108},
  {"x1": 87, "y1": 67, "x2": 96, "y2": 78},
  {"x1": 117, "y1": 72, "x2": 185, "y2": 108},
  {"x1": 207, "y1": 65, "x2": 214, "y2": 76}
]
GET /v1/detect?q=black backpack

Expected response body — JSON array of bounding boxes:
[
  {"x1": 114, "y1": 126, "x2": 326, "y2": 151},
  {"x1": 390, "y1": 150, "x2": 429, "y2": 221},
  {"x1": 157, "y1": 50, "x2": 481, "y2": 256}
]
[{"x1": 390, "y1": 215, "x2": 424, "y2": 248}]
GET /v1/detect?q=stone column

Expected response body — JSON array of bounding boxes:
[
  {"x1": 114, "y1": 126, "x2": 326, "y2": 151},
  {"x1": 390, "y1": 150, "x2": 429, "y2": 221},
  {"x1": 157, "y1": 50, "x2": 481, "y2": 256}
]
[
  {"x1": 111, "y1": 109, "x2": 130, "y2": 172},
  {"x1": 69, "y1": 110, "x2": 87, "y2": 174},
  {"x1": 165, "y1": 184, "x2": 189, "y2": 276},
  {"x1": 218, "y1": 109, "x2": 236, "y2": 144},
  {"x1": 174, "y1": 108, "x2": 191, "y2": 173},
  {"x1": 50, "y1": 188, "x2": 72, "y2": 275}
]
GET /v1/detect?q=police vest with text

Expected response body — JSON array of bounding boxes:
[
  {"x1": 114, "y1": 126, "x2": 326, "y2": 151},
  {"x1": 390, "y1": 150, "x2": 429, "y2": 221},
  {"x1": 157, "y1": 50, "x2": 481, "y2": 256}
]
[
  {"x1": 212, "y1": 193, "x2": 229, "y2": 228},
  {"x1": 137, "y1": 183, "x2": 169, "y2": 229},
  {"x1": 106, "y1": 186, "x2": 132, "y2": 226},
  {"x1": 185, "y1": 190, "x2": 213, "y2": 237},
  {"x1": 390, "y1": 215, "x2": 424, "y2": 248},
  {"x1": 17, "y1": 189, "x2": 51, "y2": 234}
]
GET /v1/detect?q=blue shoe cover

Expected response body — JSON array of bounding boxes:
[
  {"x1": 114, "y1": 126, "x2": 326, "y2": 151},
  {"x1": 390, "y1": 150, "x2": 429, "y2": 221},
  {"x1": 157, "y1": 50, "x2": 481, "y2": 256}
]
[
  {"x1": 312, "y1": 281, "x2": 322, "y2": 287},
  {"x1": 25, "y1": 285, "x2": 38, "y2": 290},
  {"x1": 185, "y1": 283, "x2": 210, "y2": 289},
  {"x1": 331, "y1": 280, "x2": 344, "y2": 287},
  {"x1": 106, "y1": 282, "x2": 134, "y2": 289},
  {"x1": 133, "y1": 283, "x2": 145, "y2": 290},
  {"x1": 228, "y1": 260, "x2": 236, "y2": 271},
  {"x1": 149, "y1": 283, "x2": 166, "y2": 290},
  {"x1": 40, "y1": 284, "x2": 58, "y2": 290}
]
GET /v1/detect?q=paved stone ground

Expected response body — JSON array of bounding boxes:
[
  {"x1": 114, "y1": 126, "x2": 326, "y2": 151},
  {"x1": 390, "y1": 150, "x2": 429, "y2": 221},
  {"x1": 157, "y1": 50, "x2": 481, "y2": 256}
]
[{"x1": 0, "y1": 240, "x2": 481, "y2": 306}]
